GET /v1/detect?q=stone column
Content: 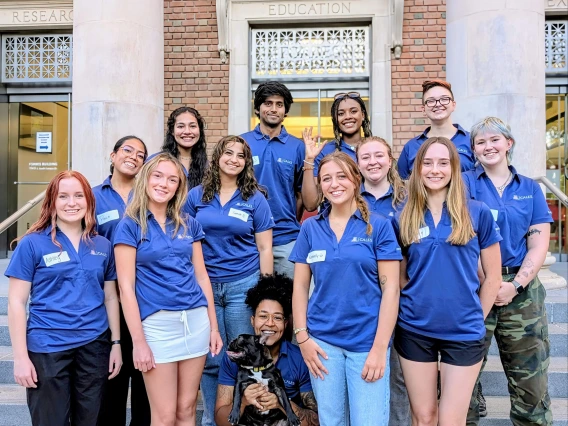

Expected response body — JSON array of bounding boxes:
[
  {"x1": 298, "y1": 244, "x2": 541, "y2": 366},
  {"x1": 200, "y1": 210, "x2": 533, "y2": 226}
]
[
  {"x1": 72, "y1": 0, "x2": 164, "y2": 184},
  {"x1": 446, "y1": 1, "x2": 546, "y2": 178}
]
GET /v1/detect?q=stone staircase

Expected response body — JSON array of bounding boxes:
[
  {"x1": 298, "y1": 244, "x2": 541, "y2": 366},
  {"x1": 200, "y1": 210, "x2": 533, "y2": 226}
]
[{"x1": 0, "y1": 259, "x2": 566, "y2": 425}]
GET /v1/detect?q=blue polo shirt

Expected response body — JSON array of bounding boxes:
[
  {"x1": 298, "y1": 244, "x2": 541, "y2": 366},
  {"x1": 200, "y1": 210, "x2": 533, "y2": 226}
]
[
  {"x1": 5, "y1": 228, "x2": 116, "y2": 353},
  {"x1": 241, "y1": 125, "x2": 305, "y2": 246},
  {"x1": 393, "y1": 200, "x2": 502, "y2": 341},
  {"x1": 463, "y1": 165, "x2": 553, "y2": 268},
  {"x1": 185, "y1": 185, "x2": 275, "y2": 282},
  {"x1": 218, "y1": 340, "x2": 312, "y2": 405},
  {"x1": 397, "y1": 124, "x2": 474, "y2": 179},
  {"x1": 313, "y1": 140, "x2": 357, "y2": 177},
  {"x1": 361, "y1": 184, "x2": 400, "y2": 218},
  {"x1": 113, "y1": 214, "x2": 208, "y2": 320},
  {"x1": 92, "y1": 176, "x2": 127, "y2": 242},
  {"x1": 289, "y1": 209, "x2": 402, "y2": 352}
]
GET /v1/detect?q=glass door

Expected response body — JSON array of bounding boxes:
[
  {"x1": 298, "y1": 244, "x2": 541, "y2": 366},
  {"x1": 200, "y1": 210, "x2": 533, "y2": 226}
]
[
  {"x1": 545, "y1": 93, "x2": 567, "y2": 260},
  {"x1": 5, "y1": 99, "x2": 70, "y2": 247}
]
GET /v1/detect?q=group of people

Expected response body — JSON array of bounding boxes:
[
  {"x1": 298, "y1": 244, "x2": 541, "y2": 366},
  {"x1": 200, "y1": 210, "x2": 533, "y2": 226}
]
[{"x1": 5, "y1": 79, "x2": 553, "y2": 426}]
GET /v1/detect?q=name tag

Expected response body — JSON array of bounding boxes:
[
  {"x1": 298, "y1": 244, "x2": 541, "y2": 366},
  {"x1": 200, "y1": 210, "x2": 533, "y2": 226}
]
[
  {"x1": 228, "y1": 208, "x2": 249, "y2": 222},
  {"x1": 307, "y1": 250, "x2": 326, "y2": 263},
  {"x1": 43, "y1": 251, "x2": 71, "y2": 267},
  {"x1": 490, "y1": 209, "x2": 499, "y2": 221},
  {"x1": 97, "y1": 209, "x2": 120, "y2": 225},
  {"x1": 252, "y1": 156, "x2": 260, "y2": 165},
  {"x1": 418, "y1": 226, "x2": 430, "y2": 239}
]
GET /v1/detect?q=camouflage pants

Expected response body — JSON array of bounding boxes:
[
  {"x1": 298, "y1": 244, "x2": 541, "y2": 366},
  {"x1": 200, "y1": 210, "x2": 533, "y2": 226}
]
[{"x1": 466, "y1": 275, "x2": 552, "y2": 426}]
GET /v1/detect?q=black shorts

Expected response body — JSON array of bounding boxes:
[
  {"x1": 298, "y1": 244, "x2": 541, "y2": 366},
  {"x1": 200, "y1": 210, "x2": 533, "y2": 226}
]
[{"x1": 394, "y1": 325, "x2": 486, "y2": 367}]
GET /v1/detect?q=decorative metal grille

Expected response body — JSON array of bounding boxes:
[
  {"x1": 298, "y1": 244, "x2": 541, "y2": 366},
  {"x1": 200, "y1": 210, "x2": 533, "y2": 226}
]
[
  {"x1": 545, "y1": 21, "x2": 567, "y2": 73},
  {"x1": 1, "y1": 34, "x2": 73, "y2": 83},
  {"x1": 251, "y1": 27, "x2": 369, "y2": 80}
]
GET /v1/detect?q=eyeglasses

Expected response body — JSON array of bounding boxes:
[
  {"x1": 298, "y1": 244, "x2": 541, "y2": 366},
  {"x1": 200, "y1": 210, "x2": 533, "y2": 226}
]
[
  {"x1": 334, "y1": 92, "x2": 361, "y2": 101},
  {"x1": 256, "y1": 313, "x2": 286, "y2": 324},
  {"x1": 423, "y1": 97, "x2": 453, "y2": 108},
  {"x1": 120, "y1": 145, "x2": 146, "y2": 161}
]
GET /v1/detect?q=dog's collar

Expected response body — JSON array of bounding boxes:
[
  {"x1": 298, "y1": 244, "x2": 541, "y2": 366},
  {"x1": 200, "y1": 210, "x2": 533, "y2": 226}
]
[{"x1": 242, "y1": 362, "x2": 273, "y2": 372}]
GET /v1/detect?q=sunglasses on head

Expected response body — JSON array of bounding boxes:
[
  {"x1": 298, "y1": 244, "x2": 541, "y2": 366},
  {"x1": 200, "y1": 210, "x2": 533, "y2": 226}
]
[{"x1": 334, "y1": 92, "x2": 361, "y2": 101}]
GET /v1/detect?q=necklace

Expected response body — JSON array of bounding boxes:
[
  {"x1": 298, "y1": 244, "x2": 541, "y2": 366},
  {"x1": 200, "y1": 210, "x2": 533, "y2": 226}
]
[
  {"x1": 495, "y1": 172, "x2": 512, "y2": 195},
  {"x1": 179, "y1": 155, "x2": 190, "y2": 161}
]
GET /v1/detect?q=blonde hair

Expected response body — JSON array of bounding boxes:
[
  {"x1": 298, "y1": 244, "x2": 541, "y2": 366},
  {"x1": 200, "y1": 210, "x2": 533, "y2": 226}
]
[
  {"x1": 125, "y1": 152, "x2": 188, "y2": 237},
  {"x1": 399, "y1": 137, "x2": 474, "y2": 246},
  {"x1": 317, "y1": 152, "x2": 373, "y2": 235},
  {"x1": 356, "y1": 136, "x2": 406, "y2": 208}
]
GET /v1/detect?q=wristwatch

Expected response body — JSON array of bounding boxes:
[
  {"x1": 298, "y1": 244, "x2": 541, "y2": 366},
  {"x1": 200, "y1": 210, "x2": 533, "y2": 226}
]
[{"x1": 512, "y1": 280, "x2": 525, "y2": 295}]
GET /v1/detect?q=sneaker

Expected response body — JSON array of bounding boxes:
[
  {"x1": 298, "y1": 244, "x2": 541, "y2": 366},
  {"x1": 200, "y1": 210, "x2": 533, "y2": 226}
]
[{"x1": 477, "y1": 382, "x2": 487, "y2": 418}]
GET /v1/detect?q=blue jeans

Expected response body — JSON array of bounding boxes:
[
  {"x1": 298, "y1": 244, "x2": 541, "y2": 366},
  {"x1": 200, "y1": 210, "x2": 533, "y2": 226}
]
[
  {"x1": 311, "y1": 337, "x2": 391, "y2": 426},
  {"x1": 273, "y1": 240, "x2": 296, "y2": 279},
  {"x1": 200, "y1": 271, "x2": 259, "y2": 426}
]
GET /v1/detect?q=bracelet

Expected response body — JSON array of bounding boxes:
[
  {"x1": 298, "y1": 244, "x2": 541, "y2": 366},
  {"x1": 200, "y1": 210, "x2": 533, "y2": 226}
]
[
  {"x1": 298, "y1": 337, "x2": 311, "y2": 345},
  {"x1": 303, "y1": 159, "x2": 314, "y2": 166},
  {"x1": 293, "y1": 327, "x2": 308, "y2": 335},
  {"x1": 302, "y1": 166, "x2": 314, "y2": 171},
  {"x1": 111, "y1": 340, "x2": 121, "y2": 345}
]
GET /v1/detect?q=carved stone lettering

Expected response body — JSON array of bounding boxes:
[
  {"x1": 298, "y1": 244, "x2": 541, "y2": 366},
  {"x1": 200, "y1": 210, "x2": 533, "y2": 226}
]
[
  {"x1": 546, "y1": 0, "x2": 568, "y2": 9},
  {"x1": 9, "y1": 9, "x2": 73, "y2": 25},
  {"x1": 268, "y1": 2, "x2": 351, "y2": 16}
]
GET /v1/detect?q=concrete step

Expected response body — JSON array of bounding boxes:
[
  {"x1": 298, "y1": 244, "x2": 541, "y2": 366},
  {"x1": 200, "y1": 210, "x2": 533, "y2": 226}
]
[
  {"x1": 0, "y1": 384, "x2": 204, "y2": 426},
  {"x1": 487, "y1": 322, "x2": 568, "y2": 357},
  {"x1": 479, "y1": 396, "x2": 567, "y2": 425},
  {"x1": 481, "y1": 355, "x2": 567, "y2": 398}
]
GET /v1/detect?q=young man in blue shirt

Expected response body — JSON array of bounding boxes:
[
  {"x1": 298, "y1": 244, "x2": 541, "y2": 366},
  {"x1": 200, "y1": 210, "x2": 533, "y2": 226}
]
[
  {"x1": 398, "y1": 80, "x2": 475, "y2": 180},
  {"x1": 241, "y1": 82, "x2": 306, "y2": 278},
  {"x1": 214, "y1": 273, "x2": 318, "y2": 426}
]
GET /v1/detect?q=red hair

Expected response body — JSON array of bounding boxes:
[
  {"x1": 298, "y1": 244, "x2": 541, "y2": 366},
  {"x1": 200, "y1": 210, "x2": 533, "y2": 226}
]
[{"x1": 16, "y1": 171, "x2": 97, "y2": 250}]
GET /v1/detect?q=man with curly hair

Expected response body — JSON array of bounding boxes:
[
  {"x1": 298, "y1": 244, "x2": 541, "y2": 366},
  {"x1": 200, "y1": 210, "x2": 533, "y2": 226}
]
[{"x1": 214, "y1": 273, "x2": 319, "y2": 426}]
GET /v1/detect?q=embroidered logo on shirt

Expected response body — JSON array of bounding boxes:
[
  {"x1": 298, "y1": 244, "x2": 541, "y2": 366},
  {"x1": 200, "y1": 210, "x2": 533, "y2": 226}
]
[
  {"x1": 236, "y1": 202, "x2": 253, "y2": 209},
  {"x1": 177, "y1": 234, "x2": 193, "y2": 240},
  {"x1": 456, "y1": 148, "x2": 469, "y2": 154},
  {"x1": 351, "y1": 237, "x2": 372, "y2": 243},
  {"x1": 97, "y1": 209, "x2": 119, "y2": 225},
  {"x1": 228, "y1": 208, "x2": 249, "y2": 222},
  {"x1": 90, "y1": 250, "x2": 108, "y2": 257},
  {"x1": 513, "y1": 195, "x2": 532, "y2": 200},
  {"x1": 277, "y1": 157, "x2": 293, "y2": 165},
  {"x1": 43, "y1": 251, "x2": 71, "y2": 267}
]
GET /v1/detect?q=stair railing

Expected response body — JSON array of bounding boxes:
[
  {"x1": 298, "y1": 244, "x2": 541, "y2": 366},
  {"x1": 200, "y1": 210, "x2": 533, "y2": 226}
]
[{"x1": 0, "y1": 190, "x2": 46, "y2": 235}]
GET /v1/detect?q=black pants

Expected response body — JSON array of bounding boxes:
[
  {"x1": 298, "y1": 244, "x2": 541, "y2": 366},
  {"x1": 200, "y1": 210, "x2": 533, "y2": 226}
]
[
  {"x1": 27, "y1": 330, "x2": 111, "y2": 426},
  {"x1": 98, "y1": 308, "x2": 150, "y2": 426}
]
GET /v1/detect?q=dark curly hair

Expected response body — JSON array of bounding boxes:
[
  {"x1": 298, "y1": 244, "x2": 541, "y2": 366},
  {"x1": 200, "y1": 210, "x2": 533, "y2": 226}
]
[
  {"x1": 245, "y1": 272, "x2": 293, "y2": 319},
  {"x1": 201, "y1": 135, "x2": 267, "y2": 202},
  {"x1": 162, "y1": 106, "x2": 208, "y2": 189},
  {"x1": 253, "y1": 81, "x2": 294, "y2": 118},
  {"x1": 331, "y1": 95, "x2": 372, "y2": 152}
]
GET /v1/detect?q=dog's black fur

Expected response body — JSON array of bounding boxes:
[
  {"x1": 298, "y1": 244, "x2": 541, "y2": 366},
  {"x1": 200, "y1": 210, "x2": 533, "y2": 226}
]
[{"x1": 226, "y1": 334, "x2": 300, "y2": 426}]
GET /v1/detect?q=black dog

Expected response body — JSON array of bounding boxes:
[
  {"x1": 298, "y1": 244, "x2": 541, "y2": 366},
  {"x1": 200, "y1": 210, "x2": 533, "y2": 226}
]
[{"x1": 226, "y1": 334, "x2": 301, "y2": 426}]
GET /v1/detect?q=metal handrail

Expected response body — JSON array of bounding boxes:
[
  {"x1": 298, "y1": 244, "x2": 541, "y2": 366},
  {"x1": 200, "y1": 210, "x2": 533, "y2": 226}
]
[
  {"x1": 535, "y1": 176, "x2": 568, "y2": 208},
  {"x1": 0, "y1": 190, "x2": 46, "y2": 235}
]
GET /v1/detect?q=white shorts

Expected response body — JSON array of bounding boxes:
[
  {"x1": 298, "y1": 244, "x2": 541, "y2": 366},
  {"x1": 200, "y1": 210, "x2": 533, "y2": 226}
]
[{"x1": 142, "y1": 307, "x2": 210, "y2": 364}]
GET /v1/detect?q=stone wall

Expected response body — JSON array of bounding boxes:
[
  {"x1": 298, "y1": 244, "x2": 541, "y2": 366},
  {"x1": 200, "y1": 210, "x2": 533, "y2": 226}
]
[{"x1": 164, "y1": 0, "x2": 229, "y2": 152}]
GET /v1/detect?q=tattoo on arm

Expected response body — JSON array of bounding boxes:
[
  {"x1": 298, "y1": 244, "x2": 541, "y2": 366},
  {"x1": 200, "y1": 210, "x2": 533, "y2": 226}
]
[
  {"x1": 527, "y1": 228, "x2": 541, "y2": 237},
  {"x1": 214, "y1": 385, "x2": 234, "y2": 420},
  {"x1": 516, "y1": 257, "x2": 535, "y2": 281},
  {"x1": 290, "y1": 392, "x2": 319, "y2": 426},
  {"x1": 380, "y1": 275, "x2": 387, "y2": 288}
]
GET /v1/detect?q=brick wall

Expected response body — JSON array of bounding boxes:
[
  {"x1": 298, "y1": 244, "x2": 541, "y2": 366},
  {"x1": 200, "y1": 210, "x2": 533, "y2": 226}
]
[
  {"x1": 391, "y1": 0, "x2": 446, "y2": 157},
  {"x1": 164, "y1": 0, "x2": 229, "y2": 153}
]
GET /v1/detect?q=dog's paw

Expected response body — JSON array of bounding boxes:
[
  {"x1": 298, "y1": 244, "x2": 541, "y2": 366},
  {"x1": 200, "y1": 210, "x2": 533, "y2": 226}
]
[
  {"x1": 288, "y1": 414, "x2": 301, "y2": 426},
  {"x1": 227, "y1": 410, "x2": 240, "y2": 425}
]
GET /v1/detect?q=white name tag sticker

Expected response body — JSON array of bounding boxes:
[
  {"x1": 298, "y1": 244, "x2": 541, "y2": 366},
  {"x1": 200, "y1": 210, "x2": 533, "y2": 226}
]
[
  {"x1": 252, "y1": 156, "x2": 260, "y2": 165},
  {"x1": 228, "y1": 208, "x2": 249, "y2": 222},
  {"x1": 418, "y1": 226, "x2": 430, "y2": 239},
  {"x1": 97, "y1": 209, "x2": 120, "y2": 225},
  {"x1": 43, "y1": 251, "x2": 71, "y2": 267},
  {"x1": 307, "y1": 250, "x2": 326, "y2": 263},
  {"x1": 490, "y1": 209, "x2": 499, "y2": 221}
]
